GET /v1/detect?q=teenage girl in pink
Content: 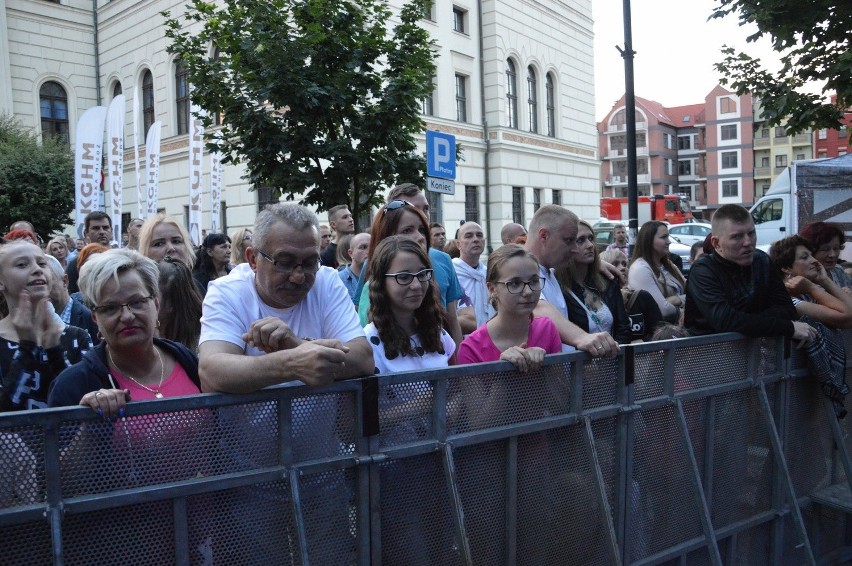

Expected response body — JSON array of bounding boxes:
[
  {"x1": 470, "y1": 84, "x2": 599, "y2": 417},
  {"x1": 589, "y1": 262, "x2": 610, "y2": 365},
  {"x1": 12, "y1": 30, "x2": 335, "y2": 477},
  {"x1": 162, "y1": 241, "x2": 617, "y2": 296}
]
[{"x1": 457, "y1": 244, "x2": 562, "y2": 370}]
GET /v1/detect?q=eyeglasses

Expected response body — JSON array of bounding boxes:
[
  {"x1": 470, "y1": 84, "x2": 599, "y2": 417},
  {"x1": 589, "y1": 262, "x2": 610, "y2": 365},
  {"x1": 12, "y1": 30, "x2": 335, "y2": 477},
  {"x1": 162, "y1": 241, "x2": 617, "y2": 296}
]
[
  {"x1": 256, "y1": 249, "x2": 320, "y2": 274},
  {"x1": 243, "y1": 235, "x2": 252, "y2": 241},
  {"x1": 385, "y1": 269, "x2": 433, "y2": 285},
  {"x1": 384, "y1": 200, "x2": 416, "y2": 212},
  {"x1": 496, "y1": 277, "x2": 544, "y2": 294},
  {"x1": 93, "y1": 296, "x2": 154, "y2": 317}
]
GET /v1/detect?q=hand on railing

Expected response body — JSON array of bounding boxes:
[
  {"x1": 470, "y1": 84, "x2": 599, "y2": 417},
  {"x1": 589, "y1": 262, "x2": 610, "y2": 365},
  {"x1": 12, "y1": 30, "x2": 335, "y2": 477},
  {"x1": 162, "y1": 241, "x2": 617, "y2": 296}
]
[{"x1": 499, "y1": 346, "x2": 545, "y2": 373}]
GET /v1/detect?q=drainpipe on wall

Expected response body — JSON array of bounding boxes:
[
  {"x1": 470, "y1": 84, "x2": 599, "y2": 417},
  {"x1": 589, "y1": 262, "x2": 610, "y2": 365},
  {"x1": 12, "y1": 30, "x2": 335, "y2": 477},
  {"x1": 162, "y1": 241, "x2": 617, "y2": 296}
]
[
  {"x1": 478, "y1": 0, "x2": 492, "y2": 252},
  {"x1": 92, "y1": 0, "x2": 101, "y2": 105}
]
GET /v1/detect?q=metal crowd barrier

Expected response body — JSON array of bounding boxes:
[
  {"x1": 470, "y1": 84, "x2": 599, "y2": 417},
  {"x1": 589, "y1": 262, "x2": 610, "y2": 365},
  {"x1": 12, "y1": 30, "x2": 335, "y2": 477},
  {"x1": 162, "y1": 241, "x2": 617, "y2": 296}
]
[{"x1": 1, "y1": 332, "x2": 852, "y2": 565}]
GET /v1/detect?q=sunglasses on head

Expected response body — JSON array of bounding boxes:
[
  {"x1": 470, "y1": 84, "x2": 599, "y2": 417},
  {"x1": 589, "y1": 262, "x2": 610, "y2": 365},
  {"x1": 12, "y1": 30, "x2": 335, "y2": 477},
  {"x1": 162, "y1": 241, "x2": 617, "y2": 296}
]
[{"x1": 383, "y1": 200, "x2": 415, "y2": 212}]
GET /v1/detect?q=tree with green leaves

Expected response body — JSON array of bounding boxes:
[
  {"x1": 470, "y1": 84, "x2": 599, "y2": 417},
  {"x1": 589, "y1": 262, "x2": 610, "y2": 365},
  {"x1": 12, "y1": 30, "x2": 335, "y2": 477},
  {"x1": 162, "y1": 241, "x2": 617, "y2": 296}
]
[
  {"x1": 164, "y1": 0, "x2": 437, "y2": 225},
  {"x1": 712, "y1": 0, "x2": 852, "y2": 135},
  {"x1": 0, "y1": 115, "x2": 75, "y2": 240}
]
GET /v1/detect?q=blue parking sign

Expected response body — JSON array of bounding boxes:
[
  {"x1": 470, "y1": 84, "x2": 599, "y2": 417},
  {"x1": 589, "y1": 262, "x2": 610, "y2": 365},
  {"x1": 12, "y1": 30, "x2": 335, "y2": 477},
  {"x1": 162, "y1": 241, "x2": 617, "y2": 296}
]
[{"x1": 426, "y1": 130, "x2": 456, "y2": 180}]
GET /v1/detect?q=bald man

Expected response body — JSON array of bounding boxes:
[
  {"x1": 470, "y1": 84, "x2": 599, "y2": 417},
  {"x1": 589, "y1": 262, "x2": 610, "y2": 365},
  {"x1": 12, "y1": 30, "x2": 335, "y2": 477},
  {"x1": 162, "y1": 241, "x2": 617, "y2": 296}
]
[
  {"x1": 501, "y1": 222, "x2": 527, "y2": 244},
  {"x1": 453, "y1": 222, "x2": 492, "y2": 331}
]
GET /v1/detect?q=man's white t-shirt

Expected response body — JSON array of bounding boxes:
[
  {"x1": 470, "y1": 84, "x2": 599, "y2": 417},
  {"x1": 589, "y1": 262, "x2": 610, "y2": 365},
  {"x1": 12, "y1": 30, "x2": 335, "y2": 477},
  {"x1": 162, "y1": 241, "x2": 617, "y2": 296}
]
[{"x1": 200, "y1": 263, "x2": 365, "y2": 374}]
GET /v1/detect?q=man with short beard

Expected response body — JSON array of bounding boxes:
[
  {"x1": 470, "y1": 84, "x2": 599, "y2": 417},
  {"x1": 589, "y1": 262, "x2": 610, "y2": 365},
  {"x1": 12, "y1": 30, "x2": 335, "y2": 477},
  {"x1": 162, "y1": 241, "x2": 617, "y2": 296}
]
[{"x1": 66, "y1": 211, "x2": 112, "y2": 294}]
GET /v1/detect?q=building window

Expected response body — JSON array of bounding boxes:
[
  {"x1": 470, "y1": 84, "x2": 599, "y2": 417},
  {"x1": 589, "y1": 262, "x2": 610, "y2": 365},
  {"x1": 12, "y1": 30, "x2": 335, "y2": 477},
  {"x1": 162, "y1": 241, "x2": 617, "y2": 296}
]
[
  {"x1": 720, "y1": 124, "x2": 737, "y2": 141},
  {"x1": 142, "y1": 70, "x2": 155, "y2": 134},
  {"x1": 175, "y1": 60, "x2": 190, "y2": 136},
  {"x1": 464, "y1": 186, "x2": 479, "y2": 223},
  {"x1": 506, "y1": 60, "x2": 518, "y2": 128},
  {"x1": 112, "y1": 81, "x2": 122, "y2": 98},
  {"x1": 678, "y1": 160, "x2": 692, "y2": 176},
  {"x1": 839, "y1": 126, "x2": 847, "y2": 139},
  {"x1": 533, "y1": 188, "x2": 541, "y2": 212},
  {"x1": 611, "y1": 108, "x2": 642, "y2": 129},
  {"x1": 452, "y1": 7, "x2": 466, "y2": 33},
  {"x1": 39, "y1": 81, "x2": 69, "y2": 143},
  {"x1": 421, "y1": 89, "x2": 434, "y2": 116},
  {"x1": 426, "y1": 190, "x2": 442, "y2": 225},
  {"x1": 678, "y1": 135, "x2": 691, "y2": 150},
  {"x1": 455, "y1": 74, "x2": 468, "y2": 122},
  {"x1": 256, "y1": 186, "x2": 279, "y2": 212},
  {"x1": 760, "y1": 128, "x2": 769, "y2": 138},
  {"x1": 719, "y1": 96, "x2": 736, "y2": 114},
  {"x1": 722, "y1": 180, "x2": 738, "y2": 198},
  {"x1": 551, "y1": 189, "x2": 561, "y2": 206},
  {"x1": 663, "y1": 133, "x2": 674, "y2": 149},
  {"x1": 818, "y1": 128, "x2": 828, "y2": 140},
  {"x1": 721, "y1": 151, "x2": 738, "y2": 169},
  {"x1": 796, "y1": 153, "x2": 805, "y2": 161},
  {"x1": 775, "y1": 155, "x2": 787, "y2": 167},
  {"x1": 512, "y1": 187, "x2": 524, "y2": 225},
  {"x1": 761, "y1": 157, "x2": 769, "y2": 167},
  {"x1": 545, "y1": 73, "x2": 555, "y2": 137},
  {"x1": 527, "y1": 66, "x2": 538, "y2": 134},
  {"x1": 422, "y1": 3, "x2": 435, "y2": 20},
  {"x1": 774, "y1": 126, "x2": 786, "y2": 138},
  {"x1": 665, "y1": 158, "x2": 674, "y2": 175}
]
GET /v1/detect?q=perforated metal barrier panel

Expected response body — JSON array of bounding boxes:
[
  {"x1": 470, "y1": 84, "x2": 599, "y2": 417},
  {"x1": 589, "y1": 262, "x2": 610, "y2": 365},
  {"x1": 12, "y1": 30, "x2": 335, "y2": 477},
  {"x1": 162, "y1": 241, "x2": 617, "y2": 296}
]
[{"x1": 1, "y1": 333, "x2": 851, "y2": 565}]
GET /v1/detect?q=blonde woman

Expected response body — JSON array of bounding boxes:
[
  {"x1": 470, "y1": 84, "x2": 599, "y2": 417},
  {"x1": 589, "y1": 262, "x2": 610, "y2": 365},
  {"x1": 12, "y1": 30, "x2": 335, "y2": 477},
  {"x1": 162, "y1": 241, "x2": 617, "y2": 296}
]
[
  {"x1": 230, "y1": 227, "x2": 253, "y2": 265},
  {"x1": 137, "y1": 214, "x2": 195, "y2": 268}
]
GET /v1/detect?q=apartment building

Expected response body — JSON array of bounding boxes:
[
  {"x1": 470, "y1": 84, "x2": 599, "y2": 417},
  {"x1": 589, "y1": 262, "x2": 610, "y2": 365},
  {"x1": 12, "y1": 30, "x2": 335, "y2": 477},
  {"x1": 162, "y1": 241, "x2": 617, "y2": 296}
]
[
  {"x1": 753, "y1": 99, "x2": 813, "y2": 199},
  {"x1": 1, "y1": 0, "x2": 600, "y2": 244},
  {"x1": 813, "y1": 94, "x2": 852, "y2": 160},
  {"x1": 598, "y1": 86, "x2": 753, "y2": 218}
]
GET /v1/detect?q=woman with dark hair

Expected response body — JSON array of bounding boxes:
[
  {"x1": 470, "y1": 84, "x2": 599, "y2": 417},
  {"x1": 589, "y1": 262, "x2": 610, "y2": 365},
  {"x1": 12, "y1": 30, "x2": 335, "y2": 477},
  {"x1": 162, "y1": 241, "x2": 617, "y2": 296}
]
[
  {"x1": 799, "y1": 221, "x2": 852, "y2": 290},
  {"x1": 193, "y1": 232, "x2": 232, "y2": 297},
  {"x1": 158, "y1": 257, "x2": 203, "y2": 351},
  {"x1": 556, "y1": 220, "x2": 631, "y2": 344},
  {"x1": 628, "y1": 221, "x2": 686, "y2": 323},
  {"x1": 770, "y1": 235, "x2": 852, "y2": 417}
]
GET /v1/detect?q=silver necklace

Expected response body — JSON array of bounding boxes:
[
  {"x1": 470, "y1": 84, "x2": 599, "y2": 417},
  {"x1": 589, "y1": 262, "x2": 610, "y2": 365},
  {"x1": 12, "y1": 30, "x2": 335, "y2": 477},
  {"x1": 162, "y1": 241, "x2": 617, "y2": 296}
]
[{"x1": 108, "y1": 346, "x2": 165, "y2": 398}]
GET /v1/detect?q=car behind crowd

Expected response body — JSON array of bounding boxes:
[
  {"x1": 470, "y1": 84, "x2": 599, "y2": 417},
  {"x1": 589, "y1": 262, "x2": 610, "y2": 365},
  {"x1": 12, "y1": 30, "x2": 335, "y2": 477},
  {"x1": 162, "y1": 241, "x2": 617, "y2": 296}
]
[{"x1": 592, "y1": 220, "x2": 693, "y2": 272}]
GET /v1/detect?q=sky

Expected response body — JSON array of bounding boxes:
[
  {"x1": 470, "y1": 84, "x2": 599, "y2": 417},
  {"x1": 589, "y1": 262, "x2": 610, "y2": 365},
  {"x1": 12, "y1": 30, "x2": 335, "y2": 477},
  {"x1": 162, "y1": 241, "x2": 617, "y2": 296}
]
[{"x1": 592, "y1": 0, "x2": 778, "y2": 120}]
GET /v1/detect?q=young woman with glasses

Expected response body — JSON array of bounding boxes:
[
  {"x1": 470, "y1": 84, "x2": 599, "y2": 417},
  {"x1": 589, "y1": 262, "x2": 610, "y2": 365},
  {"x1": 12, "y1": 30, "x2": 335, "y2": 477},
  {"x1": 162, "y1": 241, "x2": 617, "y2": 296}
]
[
  {"x1": 457, "y1": 244, "x2": 561, "y2": 371},
  {"x1": 365, "y1": 236, "x2": 453, "y2": 373}
]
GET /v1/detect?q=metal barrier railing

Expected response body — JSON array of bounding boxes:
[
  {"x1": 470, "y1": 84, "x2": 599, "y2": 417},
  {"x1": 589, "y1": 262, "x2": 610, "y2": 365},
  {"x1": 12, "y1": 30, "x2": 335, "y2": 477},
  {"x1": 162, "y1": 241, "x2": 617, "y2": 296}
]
[{"x1": 0, "y1": 332, "x2": 851, "y2": 565}]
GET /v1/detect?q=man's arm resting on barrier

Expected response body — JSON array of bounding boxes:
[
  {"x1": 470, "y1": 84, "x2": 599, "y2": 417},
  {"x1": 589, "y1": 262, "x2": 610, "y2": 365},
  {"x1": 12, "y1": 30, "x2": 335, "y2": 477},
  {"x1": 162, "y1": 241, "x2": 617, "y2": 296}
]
[
  {"x1": 199, "y1": 337, "x2": 374, "y2": 394},
  {"x1": 533, "y1": 300, "x2": 618, "y2": 357}
]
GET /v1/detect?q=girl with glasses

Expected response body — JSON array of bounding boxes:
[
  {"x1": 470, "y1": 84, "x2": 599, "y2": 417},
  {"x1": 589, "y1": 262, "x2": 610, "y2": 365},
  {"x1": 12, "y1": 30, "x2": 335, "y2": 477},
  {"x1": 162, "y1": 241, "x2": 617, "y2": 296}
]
[
  {"x1": 365, "y1": 236, "x2": 454, "y2": 373},
  {"x1": 457, "y1": 244, "x2": 561, "y2": 371},
  {"x1": 556, "y1": 220, "x2": 631, "y2": 344}
]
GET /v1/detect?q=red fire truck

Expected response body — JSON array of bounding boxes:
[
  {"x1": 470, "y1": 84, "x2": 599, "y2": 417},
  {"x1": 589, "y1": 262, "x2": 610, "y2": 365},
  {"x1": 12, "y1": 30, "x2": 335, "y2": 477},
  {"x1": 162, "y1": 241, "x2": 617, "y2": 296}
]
[{"x1": 600, "y1": 194, "x2": 694, "y2": 225}]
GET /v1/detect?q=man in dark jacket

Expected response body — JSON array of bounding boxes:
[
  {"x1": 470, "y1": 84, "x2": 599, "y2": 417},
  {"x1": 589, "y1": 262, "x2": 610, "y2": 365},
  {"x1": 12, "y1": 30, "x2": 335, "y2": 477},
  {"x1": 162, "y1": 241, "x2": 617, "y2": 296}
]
[
  {"x1": 45, "y1": 255, "x2": 100, "y2": 345},
  {"x1": 685, "y1": 204, "x2": 815, "y2": 343}
]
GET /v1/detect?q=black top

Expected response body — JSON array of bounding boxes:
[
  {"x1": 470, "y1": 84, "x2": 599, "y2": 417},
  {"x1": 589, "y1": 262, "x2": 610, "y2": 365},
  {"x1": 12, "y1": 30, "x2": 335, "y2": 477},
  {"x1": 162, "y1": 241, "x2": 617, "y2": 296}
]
[
  {"x1": 685, "y1": 249, "x2": 796, "y2": 337},
  {"x1": 563, "y1": 278, "x2": 631, "y2": 344},
  {"x1": 65, "y1": 255, "x2": 80, "y2": 294},
  {"x1": 625, "y1": 289, "x2": 664, "y2": 342},
  {"x1": 320, "y1": 242, "x2": 339, "y2": 269}
]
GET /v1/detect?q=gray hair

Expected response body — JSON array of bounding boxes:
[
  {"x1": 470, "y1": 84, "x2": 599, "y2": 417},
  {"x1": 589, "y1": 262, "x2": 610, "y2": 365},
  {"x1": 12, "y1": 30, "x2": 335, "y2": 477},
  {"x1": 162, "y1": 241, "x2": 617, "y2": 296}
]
[
  {"x1": 78, "y1": 248, "x2": 160, "y2": 309},
  {"x1": 253, "y1": 203, "x2": 320, "y2": 251},
  {"x1": 43, "y1": 254, "x2": 65, "y2": 280}
]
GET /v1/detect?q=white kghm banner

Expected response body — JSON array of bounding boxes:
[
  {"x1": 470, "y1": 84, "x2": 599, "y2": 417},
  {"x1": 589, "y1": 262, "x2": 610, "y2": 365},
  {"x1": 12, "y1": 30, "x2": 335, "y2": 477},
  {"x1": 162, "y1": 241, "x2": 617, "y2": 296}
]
[
  {"x1": 106, "y1": 95, "x2": 125, "y2": 245},
  {"x1": 188, "y1": 102, "x2": 204, "y2": 246},
  {"x1": 210, "y1": 147, "x2": 223, "y2": 234},
  {"x1": 132, "y1": 86, "x2": 144, "y2": 218},
  {"x1": 74, "y1": 106, "x2": 108, "y2": 239},
  {"x1": 145, "y1": 121, "x2": 162, "y2": 217}
]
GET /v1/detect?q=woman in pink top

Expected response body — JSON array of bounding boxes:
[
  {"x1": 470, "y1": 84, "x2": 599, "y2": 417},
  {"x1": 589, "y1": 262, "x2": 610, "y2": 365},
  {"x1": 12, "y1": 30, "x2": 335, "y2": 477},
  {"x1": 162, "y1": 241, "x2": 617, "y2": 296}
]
[{"x1": 458, "y1": 244, "x2": 562, "y2": 371}]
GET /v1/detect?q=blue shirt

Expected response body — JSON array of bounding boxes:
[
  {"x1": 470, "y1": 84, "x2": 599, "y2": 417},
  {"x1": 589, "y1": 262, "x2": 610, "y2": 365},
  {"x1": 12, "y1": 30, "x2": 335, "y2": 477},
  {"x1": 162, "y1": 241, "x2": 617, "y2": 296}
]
[{"x1": 338, "y1": 265, "x2": 360, "y2": 304}]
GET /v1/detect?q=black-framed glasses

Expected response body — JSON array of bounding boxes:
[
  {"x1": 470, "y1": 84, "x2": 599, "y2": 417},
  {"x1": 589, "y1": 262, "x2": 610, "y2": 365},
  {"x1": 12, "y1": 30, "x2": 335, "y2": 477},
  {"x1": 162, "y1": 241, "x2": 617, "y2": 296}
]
[
  {"x1": 256, "y1": 249, "x2": 321, "y2": 274},
  {"x1": 383, "y1": 199, "x2": 416, "y2": 212},
  {"x1": 495, "y1": 277, "x2": 544, "y2": 294},
  {"x1": 93, "y1": 296, "x2": 154, "y2": 317},
  {"x1": 385, "y1": 269, "x2": 433, "y2": 285}
]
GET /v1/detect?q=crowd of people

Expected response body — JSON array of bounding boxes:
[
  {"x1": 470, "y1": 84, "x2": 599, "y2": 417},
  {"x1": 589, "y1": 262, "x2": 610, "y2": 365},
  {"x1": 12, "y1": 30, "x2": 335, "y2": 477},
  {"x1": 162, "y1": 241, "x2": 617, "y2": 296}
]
[
  {"x1": 0, "y1": 192, "x2": 846, "y2": 418},
  {"x1": 0, "y1": 188, "x2": 849, "y2": 562}
]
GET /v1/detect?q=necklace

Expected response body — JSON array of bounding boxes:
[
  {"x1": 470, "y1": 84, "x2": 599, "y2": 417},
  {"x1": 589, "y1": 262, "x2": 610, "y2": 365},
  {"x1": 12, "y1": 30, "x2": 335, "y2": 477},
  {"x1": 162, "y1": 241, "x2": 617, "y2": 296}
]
[{"x1": 108, "y1": 346, "x2": 165, "y2": 398}]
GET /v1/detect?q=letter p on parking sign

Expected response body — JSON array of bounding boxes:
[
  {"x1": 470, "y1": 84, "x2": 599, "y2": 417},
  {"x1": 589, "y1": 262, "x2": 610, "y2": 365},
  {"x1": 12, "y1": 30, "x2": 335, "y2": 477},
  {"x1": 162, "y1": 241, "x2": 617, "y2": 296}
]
[{"x1": 426, "y1": 130, "x2": 456, "y2": 180}]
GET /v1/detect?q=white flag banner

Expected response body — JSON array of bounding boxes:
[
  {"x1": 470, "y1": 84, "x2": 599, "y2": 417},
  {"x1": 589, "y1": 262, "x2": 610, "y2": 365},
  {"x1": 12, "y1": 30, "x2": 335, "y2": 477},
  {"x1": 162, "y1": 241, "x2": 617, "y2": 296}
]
[
  {"x1": 188, "y1": 102, "x2": 204, "y2": 246},
  {"x1": 106, "y1": 95, "x2": 125, "y2": 245},
  {"x1": 145, "y1": 122, "x2": 162, "y2": 217},
  {"x1": 210, "y1": 147, "x2": 223, "y2": 234},
  {"x1": 132, "y1": 86, "x2": 144, "y2": 218},
  {"x1": 74, "y1": 106, "x2": 107, "y2": 239}
]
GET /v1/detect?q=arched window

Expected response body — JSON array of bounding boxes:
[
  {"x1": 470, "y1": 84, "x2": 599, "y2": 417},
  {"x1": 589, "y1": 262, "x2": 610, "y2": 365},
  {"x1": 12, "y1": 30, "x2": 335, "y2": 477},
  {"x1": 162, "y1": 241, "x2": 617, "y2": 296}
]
[
  {"x1": 39, "y1": 81, "x2": 69, "y2": 143},
  {"x1": 546, "y1": 73, "x2": 555, "y2": 137},
  {"x1": 112, "y1": 81, "x2": 122, "y2": 98},
  {"x1": 527, "y1": 66, "x2": 538, "y2": 133},
  {"x1": 175, "y1": 60, "x2": 189, "y2": 135},
  {"x1": 611, "y1": 108, "x2": 642, "y2": 129},
  {"x1": 142, "y1": 70, "x2": 155, "y2": 134},
  {"x1": 506, "y1": 60, "x2": 518, "y2": 128}
]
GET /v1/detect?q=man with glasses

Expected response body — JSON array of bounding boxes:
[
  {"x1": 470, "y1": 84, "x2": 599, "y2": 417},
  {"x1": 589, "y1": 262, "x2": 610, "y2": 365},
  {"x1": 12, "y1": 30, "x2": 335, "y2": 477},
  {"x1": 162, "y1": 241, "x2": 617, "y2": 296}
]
[
  {"x1": 199, "y1": 203, "x2": 373, "y2": 392},
  {"x1": 526, "y1": 205, "x2": 619, "y2": 357}
]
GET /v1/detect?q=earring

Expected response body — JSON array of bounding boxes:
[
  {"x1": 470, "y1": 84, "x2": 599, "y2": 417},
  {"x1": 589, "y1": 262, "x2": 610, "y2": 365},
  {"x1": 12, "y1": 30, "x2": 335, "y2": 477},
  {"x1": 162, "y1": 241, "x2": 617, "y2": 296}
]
[{"x1": 156, "y1": 319, "x2": 161, "y2": 328}]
